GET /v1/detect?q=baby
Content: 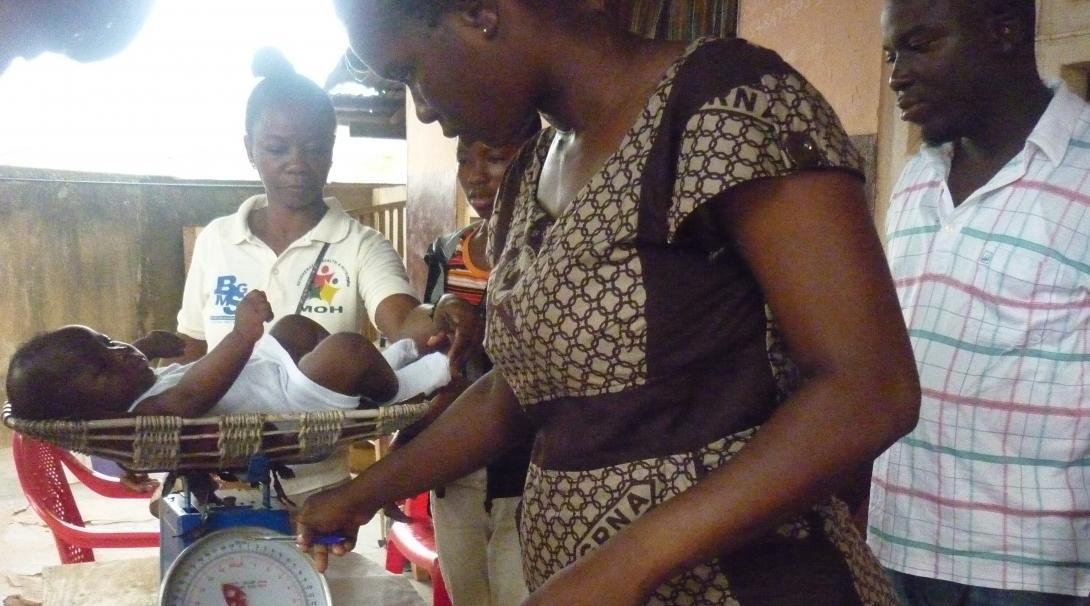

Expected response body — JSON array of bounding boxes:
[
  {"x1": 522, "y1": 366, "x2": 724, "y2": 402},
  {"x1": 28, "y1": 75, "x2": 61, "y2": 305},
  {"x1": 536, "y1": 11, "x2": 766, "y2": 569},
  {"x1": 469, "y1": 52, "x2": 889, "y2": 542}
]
[{"x1": 6, "y1": 290, "x2": 450, "y2": 422}]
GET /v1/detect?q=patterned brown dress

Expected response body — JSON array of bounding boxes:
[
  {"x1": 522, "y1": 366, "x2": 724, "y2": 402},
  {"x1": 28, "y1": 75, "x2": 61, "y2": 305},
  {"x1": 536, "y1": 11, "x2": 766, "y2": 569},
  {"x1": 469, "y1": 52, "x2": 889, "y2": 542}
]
[{"x1": 484, "y1": 38, "x2": 897, "y2": 605}]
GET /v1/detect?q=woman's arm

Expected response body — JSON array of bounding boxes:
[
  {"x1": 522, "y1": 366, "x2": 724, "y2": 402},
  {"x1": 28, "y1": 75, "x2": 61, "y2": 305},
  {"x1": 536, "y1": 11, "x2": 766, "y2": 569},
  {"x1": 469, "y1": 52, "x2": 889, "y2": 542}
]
[
  {"x1": 525, "y1": 171, "x2": 921, "y2": 605},
  {"x1": 374, "y1": 292, "x2": 482, "y2": 371},
  {"x1": 296, "y1": 368, "x2": 530, "y2": 571}
]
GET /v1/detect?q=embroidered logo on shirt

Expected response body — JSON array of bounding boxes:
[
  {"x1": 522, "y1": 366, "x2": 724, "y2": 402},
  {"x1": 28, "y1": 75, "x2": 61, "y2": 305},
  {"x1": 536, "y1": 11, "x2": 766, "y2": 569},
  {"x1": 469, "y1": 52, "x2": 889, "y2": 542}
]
[
  {"x1": 213, "y1": 275, "x2": 248, "y2": 317},
  {"x1": 295, "y1": 259, "x2": 350, "y2": 314}
]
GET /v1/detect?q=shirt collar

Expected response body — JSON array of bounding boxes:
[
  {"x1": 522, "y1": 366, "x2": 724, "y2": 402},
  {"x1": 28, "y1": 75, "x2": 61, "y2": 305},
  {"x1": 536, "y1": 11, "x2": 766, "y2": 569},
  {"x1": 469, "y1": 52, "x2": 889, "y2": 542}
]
[
  {"x1": 1026, "y1": 82, "x2": 1083, "y2": 167},
  {"x1": 918, "y1": 139, "x2": 954, "y2": 173},
  {"x1": 917, "y1": 82, "x2": 1082, "y2": 172},
  {"x1": 225, "y1": 194, "x2": 349, "y2": 246}
]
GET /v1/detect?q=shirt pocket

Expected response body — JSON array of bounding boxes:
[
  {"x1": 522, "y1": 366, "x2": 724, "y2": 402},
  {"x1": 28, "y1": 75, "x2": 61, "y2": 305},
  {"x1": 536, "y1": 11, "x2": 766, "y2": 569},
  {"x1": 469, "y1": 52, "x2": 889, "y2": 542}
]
[{"x1": 964, "y1": 215, "x2": 1088, "y2": 351}]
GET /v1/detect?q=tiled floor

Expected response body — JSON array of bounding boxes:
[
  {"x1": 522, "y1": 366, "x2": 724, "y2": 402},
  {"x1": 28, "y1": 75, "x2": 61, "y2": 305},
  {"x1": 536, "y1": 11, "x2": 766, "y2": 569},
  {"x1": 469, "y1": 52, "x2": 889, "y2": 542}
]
[{"x1": 0, "y1": 428, "x2": 431, "y2": 605}]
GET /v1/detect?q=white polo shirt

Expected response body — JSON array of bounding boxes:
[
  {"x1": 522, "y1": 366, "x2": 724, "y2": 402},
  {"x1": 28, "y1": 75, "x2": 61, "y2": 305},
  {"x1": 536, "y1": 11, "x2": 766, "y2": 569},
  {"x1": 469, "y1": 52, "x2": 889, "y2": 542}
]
[
  {"x1": 177, "y1": 194, "x2": 416, "y2": 495},
  {"x1": 178, "y1": 194, "x2": 414, "y2": 347}
]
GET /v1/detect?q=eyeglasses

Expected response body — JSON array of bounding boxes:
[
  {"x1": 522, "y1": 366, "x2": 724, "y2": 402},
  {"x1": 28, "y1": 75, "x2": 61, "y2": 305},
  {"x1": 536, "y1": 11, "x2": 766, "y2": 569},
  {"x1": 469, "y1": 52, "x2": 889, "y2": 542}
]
[
  {"x1": 342, "y1": 47, "x2": 404, "y2": 95},
  {"x1": 342, "y1": 47, "x2": 371, "y2": 82}
]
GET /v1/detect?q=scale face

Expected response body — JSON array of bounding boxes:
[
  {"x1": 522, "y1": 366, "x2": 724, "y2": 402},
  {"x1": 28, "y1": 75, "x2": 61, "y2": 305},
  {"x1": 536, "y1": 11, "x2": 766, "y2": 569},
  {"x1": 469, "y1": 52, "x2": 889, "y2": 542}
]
[{"x1": 160, "y1": 526, "x2": 332, "y2": 606}]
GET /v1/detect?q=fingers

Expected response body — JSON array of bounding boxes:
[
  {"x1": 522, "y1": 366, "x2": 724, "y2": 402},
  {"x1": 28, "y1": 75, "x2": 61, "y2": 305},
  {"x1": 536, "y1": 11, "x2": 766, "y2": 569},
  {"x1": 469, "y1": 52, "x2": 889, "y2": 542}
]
[
  {"x1": 295, "y1": 522, "x2": 328, "y2": 572},
  {"x1": 295, "y1": 526, "x2": 357, "y2": 573},
  {"x1": 330, "y1": 538, "x2": 355, "y2": 556},
  {"x1": 312, "y1": 544, "x2": 330, "y2": 573},
  {"x1": 120, "y1": 471, "x2": 160, "y2": 493},
  {"x1": 445, "y1": 329, "x2": 473, "y2": 371},
  {"x1": 244, "y1": 289, "x2": 267, "y2": 302},
  {"x1": 425, "y1": 332, "x2": 450, "y2": 350},
  {"x1": 246, "y1": 290, "x2": 274, "y2": 320},
  {"x1": 447, "y1": 319, "x2": 485, "y2": 373}
]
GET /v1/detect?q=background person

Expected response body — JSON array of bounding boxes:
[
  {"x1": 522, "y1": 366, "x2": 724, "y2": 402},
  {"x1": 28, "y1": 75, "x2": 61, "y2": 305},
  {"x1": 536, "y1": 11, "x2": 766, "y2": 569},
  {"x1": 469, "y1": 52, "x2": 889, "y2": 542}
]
[
  {"x1": 300, "y1": 2, "x2": 921, "y2": 605},
  {"x1": 870, "y1": 1, "x2": 1090, "y2": 604},
  {"x1": 399, "y1": 122, "x2": 541, "y2": 606}
]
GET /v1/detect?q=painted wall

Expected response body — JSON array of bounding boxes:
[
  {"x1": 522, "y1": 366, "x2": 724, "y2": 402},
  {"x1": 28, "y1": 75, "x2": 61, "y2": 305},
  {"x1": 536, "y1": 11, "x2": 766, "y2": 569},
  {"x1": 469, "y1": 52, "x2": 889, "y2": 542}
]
[
  {"x1": 0, "y1": 167, "x2": 372, "y2": 403},
  {"x1": 1038, "y1": 0, "x2": 1090, "y2": 96},
  {"x1": 738, "y1": 0, "x2": 885, "y2": 137},
  {"x1": 404, "y1": 96, "x2": 459, "y2": 294},
  {"x1": 738, "y1": 0, "x2": 885, "y2": 210}
]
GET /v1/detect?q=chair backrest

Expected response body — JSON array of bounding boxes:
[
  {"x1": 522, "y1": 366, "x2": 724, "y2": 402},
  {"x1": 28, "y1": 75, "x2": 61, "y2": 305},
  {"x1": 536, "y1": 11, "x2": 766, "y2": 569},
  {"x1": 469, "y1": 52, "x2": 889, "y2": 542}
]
[
  {"x1": 11, "y1": 433, "x2": 95, "y2": 563},
  {"x1": 11, "y1": 433, "x2": 159, "y2": 564}
]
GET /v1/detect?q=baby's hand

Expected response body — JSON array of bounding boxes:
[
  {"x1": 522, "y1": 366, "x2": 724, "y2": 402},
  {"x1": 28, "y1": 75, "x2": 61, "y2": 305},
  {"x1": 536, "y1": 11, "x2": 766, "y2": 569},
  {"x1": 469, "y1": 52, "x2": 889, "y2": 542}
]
[{"x1": 234, "y1": 290, "x2": 273, "y2": 342}]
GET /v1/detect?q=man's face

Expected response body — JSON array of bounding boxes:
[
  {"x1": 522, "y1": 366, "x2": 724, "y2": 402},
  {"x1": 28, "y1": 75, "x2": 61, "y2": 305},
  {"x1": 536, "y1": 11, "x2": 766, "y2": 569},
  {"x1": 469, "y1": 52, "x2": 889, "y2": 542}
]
[{"x1": 881, "y1": 0, "x2": 992, "y2": 145}]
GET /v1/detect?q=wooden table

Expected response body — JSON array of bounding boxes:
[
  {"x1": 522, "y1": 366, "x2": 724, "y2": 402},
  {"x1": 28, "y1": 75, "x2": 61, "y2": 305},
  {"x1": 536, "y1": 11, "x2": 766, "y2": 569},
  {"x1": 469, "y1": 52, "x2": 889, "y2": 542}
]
[{"x1": 43, "y1": 557, "x2": 158, "y2": 606}]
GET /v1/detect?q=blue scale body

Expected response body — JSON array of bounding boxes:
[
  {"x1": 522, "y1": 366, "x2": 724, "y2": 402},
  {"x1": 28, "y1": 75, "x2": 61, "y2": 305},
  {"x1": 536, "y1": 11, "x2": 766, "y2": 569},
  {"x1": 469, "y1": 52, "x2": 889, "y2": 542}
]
[{"x1": 157, "y1": 454, "x2": 292, "y2": 575}]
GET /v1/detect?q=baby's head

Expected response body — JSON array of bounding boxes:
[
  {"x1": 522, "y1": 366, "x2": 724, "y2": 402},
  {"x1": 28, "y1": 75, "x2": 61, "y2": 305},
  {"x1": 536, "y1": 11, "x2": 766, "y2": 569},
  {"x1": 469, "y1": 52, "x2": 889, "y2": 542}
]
[{"x1": 6, "y1": 326, "x2": 155, "y2": 421}]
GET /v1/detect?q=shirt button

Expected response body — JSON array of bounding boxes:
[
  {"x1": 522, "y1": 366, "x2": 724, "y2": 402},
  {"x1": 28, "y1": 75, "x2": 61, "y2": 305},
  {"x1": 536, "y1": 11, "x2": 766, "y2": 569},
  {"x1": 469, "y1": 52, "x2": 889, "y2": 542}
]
[
  {"x1": 272, "y1": 269, "x2": 279, "y2": 275},
  {"x1": 944, "y1": 224, "x2": 954, "y2": 233}
]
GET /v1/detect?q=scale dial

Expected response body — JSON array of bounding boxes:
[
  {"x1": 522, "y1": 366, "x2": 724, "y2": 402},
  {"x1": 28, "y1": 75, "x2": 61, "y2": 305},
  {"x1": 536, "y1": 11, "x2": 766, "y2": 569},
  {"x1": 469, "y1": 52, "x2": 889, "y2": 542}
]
[{"x1": 160, "y1": 527, "x2": 331, "y2": 606}]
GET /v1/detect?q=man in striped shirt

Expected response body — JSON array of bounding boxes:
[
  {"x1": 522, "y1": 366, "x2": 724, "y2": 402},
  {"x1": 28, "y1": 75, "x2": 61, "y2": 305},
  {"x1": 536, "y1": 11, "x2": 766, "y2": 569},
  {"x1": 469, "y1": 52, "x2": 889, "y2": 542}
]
[{"x1": 869, "y1": 0, "x2": 1090, "y2": 604}]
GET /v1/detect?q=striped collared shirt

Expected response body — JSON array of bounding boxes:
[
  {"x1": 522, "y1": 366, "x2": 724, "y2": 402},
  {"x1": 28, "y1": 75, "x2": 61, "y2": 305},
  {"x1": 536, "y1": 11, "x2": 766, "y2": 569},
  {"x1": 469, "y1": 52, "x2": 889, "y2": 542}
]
[{"x1": 869, "y1": 84, "x2": 1090, "y2": 596}]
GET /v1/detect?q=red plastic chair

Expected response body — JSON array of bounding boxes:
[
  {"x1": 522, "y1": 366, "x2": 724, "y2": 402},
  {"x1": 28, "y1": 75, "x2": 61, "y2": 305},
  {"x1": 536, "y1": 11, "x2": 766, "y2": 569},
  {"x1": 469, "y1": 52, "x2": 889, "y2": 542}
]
[
  {"x1": 385, "y1": 491, "x2": 452, "y2": 606},
  {"x1": 11, "y1": 433, "x2": 159, "y2": 563}
]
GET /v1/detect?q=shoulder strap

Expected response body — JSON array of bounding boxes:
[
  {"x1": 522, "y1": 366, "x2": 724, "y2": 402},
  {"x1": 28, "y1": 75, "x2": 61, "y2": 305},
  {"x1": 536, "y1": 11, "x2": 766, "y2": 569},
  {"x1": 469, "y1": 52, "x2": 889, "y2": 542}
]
[
  {"x1": 295, "y1": 242, "x2": 331, "y2": 314},
  {"x1": 422, "y1": 225, "x2": 476, "y2": 304}
]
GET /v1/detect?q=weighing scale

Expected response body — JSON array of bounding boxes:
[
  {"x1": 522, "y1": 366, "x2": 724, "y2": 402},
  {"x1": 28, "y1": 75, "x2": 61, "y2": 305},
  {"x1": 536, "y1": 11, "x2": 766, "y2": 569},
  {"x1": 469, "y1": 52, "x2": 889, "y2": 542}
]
[
  {"x1": 160, "y1": 526, "x2": 332, "y2": 605},
  {"x1": 158, "y1": 455, "x2": 341, "y2": 606}
]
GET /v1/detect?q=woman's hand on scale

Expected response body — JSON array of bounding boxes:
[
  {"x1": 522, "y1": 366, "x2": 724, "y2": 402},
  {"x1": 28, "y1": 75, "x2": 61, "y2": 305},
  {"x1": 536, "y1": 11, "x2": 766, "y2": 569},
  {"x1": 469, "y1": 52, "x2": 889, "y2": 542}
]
[{"x1": 296, "y1": 483, "x2": 375, "y2": 572}]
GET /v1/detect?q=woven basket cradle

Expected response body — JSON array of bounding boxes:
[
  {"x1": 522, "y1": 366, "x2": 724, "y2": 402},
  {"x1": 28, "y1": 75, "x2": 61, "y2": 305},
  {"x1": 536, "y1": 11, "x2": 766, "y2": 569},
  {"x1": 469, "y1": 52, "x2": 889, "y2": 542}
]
[{"x1": 1, "y1": 401, "x2": 428, "y2": 473}]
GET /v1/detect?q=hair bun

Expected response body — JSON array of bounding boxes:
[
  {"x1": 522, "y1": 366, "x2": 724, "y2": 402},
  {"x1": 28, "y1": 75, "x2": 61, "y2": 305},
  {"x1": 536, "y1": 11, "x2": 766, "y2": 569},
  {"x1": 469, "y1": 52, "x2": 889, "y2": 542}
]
[{"x1": 252, "y1": 47, "x2": 296, "y2": 80}]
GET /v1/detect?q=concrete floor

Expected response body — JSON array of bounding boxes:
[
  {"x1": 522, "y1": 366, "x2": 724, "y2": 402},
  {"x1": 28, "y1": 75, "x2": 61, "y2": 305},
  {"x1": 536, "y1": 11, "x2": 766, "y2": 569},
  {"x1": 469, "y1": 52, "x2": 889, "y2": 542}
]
[{"x1": 0, "y1": 428, "x2": 431, "y2": 606}]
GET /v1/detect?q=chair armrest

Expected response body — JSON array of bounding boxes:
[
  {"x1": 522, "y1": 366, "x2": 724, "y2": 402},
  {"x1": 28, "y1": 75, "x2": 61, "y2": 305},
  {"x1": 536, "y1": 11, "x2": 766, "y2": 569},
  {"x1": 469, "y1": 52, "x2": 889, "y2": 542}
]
[
  {"x1": 48, "y1": 518, "x2": 159, "y2": 550},
  {"x1": 56, "y1": 450, "x2": 156, "y2": 499}
]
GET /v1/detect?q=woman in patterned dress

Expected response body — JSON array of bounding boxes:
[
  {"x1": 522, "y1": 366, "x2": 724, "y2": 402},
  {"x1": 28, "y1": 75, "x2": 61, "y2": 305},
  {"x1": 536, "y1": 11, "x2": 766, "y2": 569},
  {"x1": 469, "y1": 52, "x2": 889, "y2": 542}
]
[{"x1": 299, "y1": 3, "x2": 921, "y2": 605}]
